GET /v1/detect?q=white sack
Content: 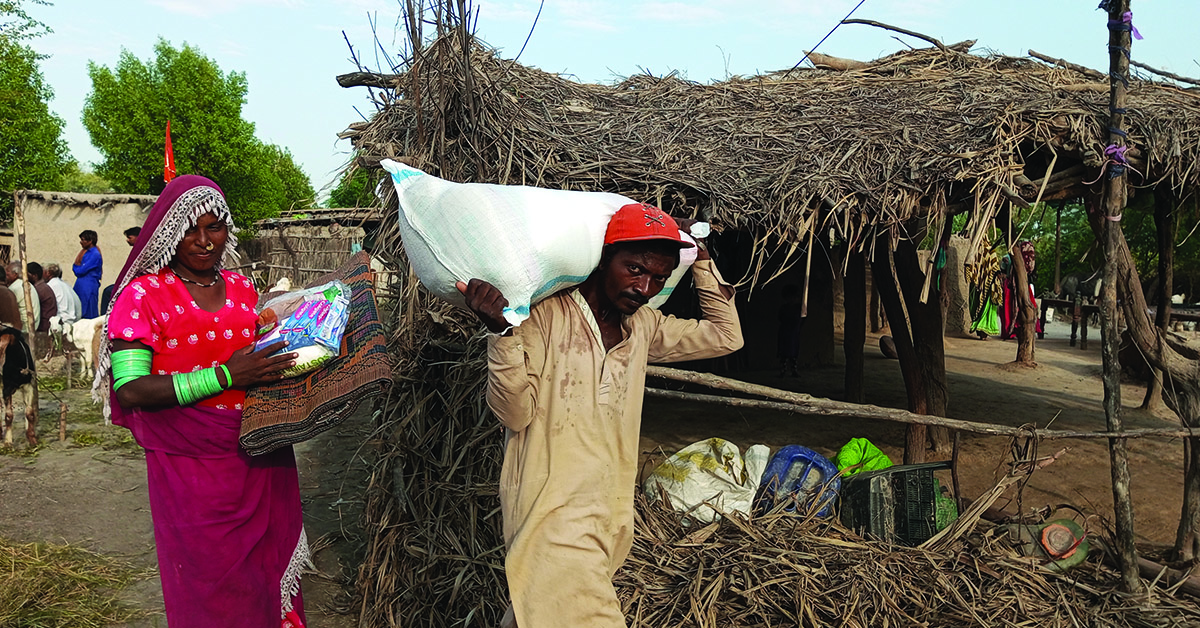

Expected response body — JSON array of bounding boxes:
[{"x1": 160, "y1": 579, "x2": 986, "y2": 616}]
[
  {"x1": 643, "y1": 438, "x2": 771, "y2": 523},
  {"x1": 382, "y1": 159, "x2": 696, "y2": 326}
]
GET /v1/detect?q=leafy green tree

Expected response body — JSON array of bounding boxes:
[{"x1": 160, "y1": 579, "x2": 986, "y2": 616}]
[
  {"x1": 326, "y1": 167, "x2": 380, "y2": 208},
  {"x1": 262, "y1": 143, "x2": 314, "y2": 211},
  {"x1": 0, "y1": 36, "x2": 69, "y2": 218},
  {"x1": 0, "y1": 0, "x2": 50, "y2": 40},
  {"x1": 60, "y1": 161, "x2": 113, "y2": 194},
  {"x1": 82, "y1": 39, "x2": 313, "y2": 226},
  {"x1": 1014, "y1": 194, "x2": 1200, "y2": 302}
]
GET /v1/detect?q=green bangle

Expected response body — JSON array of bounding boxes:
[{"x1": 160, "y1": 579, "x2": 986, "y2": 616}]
[
  {"x1": 172, "y1": 367, "x2": 226, "y2": 406},
  {"x1": 112, "y1": 349, "x2": 152, "y2": 391},
  {"x1": 217, "y1": 364, "x2": 232, "y2": 389},
  {"x1": 172, "y1": 371, "x2": 189, "y2": 405}
]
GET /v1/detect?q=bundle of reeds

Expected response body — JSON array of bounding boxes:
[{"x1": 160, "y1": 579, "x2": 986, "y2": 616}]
[{"x1": 619, "y1": 495, "x2": 1200, "y2": 627}]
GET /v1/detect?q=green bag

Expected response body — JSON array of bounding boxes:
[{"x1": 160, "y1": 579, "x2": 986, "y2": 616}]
[{"x1": 835, "y1": 438, "x2": 893, "y2": 476}]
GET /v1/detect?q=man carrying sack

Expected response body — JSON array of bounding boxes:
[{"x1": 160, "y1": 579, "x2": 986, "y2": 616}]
[{"x1": 457, "y1": 203, "x2": 743, "y2": 628}]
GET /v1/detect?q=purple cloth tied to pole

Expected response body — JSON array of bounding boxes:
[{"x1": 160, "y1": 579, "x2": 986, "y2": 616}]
[{"x1": 1104, "y1": 144, "x2": 1130, "y2": 164}]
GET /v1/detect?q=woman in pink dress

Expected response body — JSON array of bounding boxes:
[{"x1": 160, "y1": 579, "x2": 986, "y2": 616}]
[{"x1": 93, "y1": 175, "x2": 307, "y2": 628}]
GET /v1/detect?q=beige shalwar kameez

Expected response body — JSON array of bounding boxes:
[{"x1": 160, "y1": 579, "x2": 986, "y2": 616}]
[{"x1": 486, "y1": 259, "x2": 743, "y2": 628}]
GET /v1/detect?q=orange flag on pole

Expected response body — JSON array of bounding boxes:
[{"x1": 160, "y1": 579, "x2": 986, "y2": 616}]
[{"x1": 164, "y1": 120, "x2": 176, "y2": 183}]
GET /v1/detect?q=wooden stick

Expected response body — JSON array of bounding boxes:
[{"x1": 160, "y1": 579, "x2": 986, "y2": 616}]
[
  {"x1": 842, "y1": 19, "x2": 947, "y2": 52},
  {"x1": 1100, "y1": 0, "x2": 1141, "y2": 593},
  {"x1": 1130, "y1": 60, "x2": 1200, "y2": 86},
  {"x1": 644, "y1": 366, "x2": 1200, "y2": 440},
  {"x1": 1000, "y1": 186, "x2": 1032, "y2": 209},
  {"x1": 58, "y1": 402, "x2": 67, "y2": 442},
  {"x1": 803, "y1": 51, "x2": 869, "y2": 71},
  {"x1": 13, "y1": 191, "x2": 39, "y2": 441},
  {"x1": 336, "y1": 71, "x2": 403, "y2": 89},
  {"x1": 1028, "y1": 50, "x2": 1107, "y2": 81}
]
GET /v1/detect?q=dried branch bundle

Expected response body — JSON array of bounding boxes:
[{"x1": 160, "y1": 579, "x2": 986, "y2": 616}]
[{"x1": 343, "y1": 31, "x2": 1200, "y2": 275}]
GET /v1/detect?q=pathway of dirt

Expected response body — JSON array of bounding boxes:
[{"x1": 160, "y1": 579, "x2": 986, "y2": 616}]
[{"x1": 0, "y1": 373, "x2": 370, "y2": 628}]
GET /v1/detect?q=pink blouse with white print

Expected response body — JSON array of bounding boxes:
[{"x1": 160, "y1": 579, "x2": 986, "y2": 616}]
[{"x1": 108, "y1": 268, "x2": 260, "y2": 410}]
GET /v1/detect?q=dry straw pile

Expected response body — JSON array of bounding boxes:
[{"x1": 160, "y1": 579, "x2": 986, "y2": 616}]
[{"x1": 344, "y1": 12, "x2": 1200, "y2": 627}]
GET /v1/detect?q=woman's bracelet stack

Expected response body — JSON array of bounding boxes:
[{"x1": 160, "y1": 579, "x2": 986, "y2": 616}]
[{"x1": 172, "y1": 365, "x2": 232, "y2": 406}]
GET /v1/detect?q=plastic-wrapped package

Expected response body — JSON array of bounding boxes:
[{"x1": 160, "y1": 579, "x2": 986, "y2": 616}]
[{"x1": 255, "y1": 281, "x2": 350, "y2": 377}]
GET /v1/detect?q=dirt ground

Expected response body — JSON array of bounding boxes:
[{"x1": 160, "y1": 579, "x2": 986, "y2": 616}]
[
  {"x1": 0, "y1": 317, "x2": 1191, "y2": 626},
  {"x1": 0, "y1": 363, "x2": 370, "y2": 628},
  {"x1": 639, "y1": 317, "x2": 1188, "y2": 548}
]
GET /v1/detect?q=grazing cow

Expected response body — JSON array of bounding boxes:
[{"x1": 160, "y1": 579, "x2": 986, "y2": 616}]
[{"x1": 0, "y1": 327, "x2": 36, "y2": 447}]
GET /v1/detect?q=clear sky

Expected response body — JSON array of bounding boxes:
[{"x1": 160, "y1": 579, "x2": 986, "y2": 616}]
[{"x1": 25, "y1": 0, "x2": 1198, "y2": 201}]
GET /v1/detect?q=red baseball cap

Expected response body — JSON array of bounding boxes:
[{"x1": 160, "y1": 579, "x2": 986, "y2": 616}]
[{"x1": 604, "y1": 203, "x2": 694, "y2": 248}]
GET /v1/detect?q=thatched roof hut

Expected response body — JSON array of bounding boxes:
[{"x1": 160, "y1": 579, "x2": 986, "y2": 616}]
[
  {"x1": 337, "y1": 16, "x2": 1200, "y2": 628},
  {"x1": 342, "y1": 35, "x2": 1200, "y2": 269}
]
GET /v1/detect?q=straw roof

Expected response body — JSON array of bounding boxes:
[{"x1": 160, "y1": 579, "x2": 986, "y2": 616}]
[
  {"x1": 342, "y1": 33, "x2": 1200, "y2": 269},
  {"x1": 14, "y1": 190, "x2": 157, "y2": 210}
]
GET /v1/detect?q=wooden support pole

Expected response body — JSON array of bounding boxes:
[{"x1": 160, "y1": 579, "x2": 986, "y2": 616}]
[
  {"x1": 1101, "y1": 0, "x2": 1141, "y2": 593},
  {"x1": 1142, "y1": 190, "x2": 1173, "y2": 410},
  {"x1": 1053, "y1": 200, "x2": 1064, "y2": 296},
  {"x1": 843, "y1": 252, "x2": 866, "y2": 404},
  {"x1": 869, "y1": 234, "x2": 928, "y2": 464},
  {"x1": 13, "y1": 191, "x2": 38, "y2": 444},
  {"x1": 643, "y1": 370, "x2": 1200, "y2": 440}
]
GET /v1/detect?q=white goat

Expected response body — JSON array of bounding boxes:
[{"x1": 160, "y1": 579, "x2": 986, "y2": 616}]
[{"x1": 49, "y1": 316, "x2": 106, "y2": 379}]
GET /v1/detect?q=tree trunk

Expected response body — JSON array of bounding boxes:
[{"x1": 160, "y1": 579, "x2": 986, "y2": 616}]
[
  {"x1": 1101, "y1": 0, "x2": 1142, "y2": 592},
  {"x1": 894, "y1": 237, "x2": 951, "y2": 454},
  {"x1": 1091, "y1": 191, "x2": 1200, "y2": 563},
  {"x1": 1010, "y1": 249, "x2": 1038, "y2": 366},
  {"x1": 844, "y1": 252, "x2": 866, "y2": 404},
  {"x1": 1179, "y1": 430, "x2": 1200, "y2": 562},
  {"x1": 1142, "y1": 190, "x2": 1173, "y2": 410},
  {"x1": 870, "y1": 236, "x2": 927, "y2": 464}
]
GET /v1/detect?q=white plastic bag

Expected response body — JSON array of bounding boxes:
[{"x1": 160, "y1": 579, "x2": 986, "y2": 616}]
[
  {"x1": 382, "y1": 159, "x2": 697, "y2": 325},
  {"x1": 643, "y1": 438, "x2": 771, "y2": 523}
]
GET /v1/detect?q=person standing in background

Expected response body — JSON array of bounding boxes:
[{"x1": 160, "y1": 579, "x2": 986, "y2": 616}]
[
  {"x1": 27, "y1": 262, "x2": 56, "y2": 333},
  {"x1": 6, "y1": 261, "x2": 40, "y2": 332},
  {"x1": 124, "y1": 226, "x2": 141, "y2": 246},
  {"x1": 73, "y1": 229, "x2": 103, "y2": 318},
  {"x1": 45, "y1": 263, "x2": 81, "y2": 326},
  {"x1": 0, "y1": 274, "x2": 22, "y2": 330}
]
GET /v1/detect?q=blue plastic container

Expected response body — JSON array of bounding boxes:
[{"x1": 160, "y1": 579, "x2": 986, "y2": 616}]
[{"x1": 754, "y1": 445, "x2": 841, "y2": 517}]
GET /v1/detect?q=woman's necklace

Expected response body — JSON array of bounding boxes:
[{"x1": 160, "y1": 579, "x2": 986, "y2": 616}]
[{"x1": 172, "y1": 268, "x2": 221, "y2": 288}]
